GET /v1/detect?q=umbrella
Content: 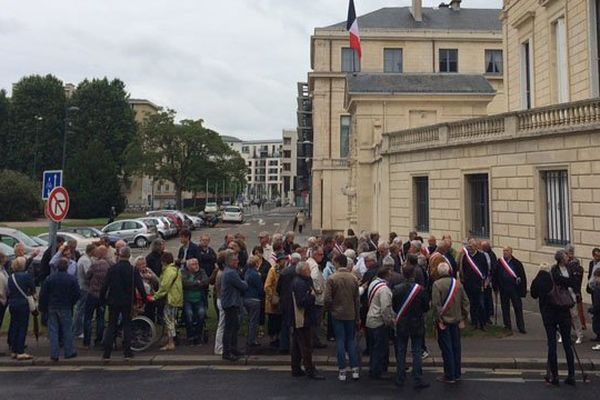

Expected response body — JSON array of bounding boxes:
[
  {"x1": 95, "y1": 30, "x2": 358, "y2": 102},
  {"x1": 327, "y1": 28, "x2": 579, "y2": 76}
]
[{"x1": 32, "y1": 311, "x2": 40, "y2": 343}]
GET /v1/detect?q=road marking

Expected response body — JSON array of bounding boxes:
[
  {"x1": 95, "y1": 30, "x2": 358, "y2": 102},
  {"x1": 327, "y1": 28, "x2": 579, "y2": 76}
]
[{"x1": 460, "y1": 377, "x2": 526, "y2": 383}]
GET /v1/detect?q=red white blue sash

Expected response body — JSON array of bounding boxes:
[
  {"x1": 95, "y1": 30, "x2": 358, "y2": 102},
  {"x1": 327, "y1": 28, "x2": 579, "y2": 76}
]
[
  {"x1": 395, "y1": 284, "x2": 423, "y2": 324},
  {"x1": 432, "y1": 252, "x2": 454, "y2": 276},
  {"x1": 440, "y1": 278, "x2": 460, "y2": 316},
  {"x1": 499, "y1": 257, "x2": 518, "y2": 280},
  {"x1": 368, "y1": 279, "x2": 388, "y2": 306},
  {"x1": 269, "y1": 253, "x2": 277, "y2": 264},
  {"x1": 462, "y1": 247, "x2": 484, "y2": 280},
  {"x1": 421, "y1": 247, "x2": 430, "y2": 257},
  {"x1": 334, "y1": 243, "x2": 344, "y2": 255}
]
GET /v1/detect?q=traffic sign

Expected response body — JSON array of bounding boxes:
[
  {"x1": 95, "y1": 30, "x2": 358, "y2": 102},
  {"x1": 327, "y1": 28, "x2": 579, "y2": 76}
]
[
  {"x1": 42, "y1": 170, "x2": 63, "y2": 200},
  {"x1": 46, "y1": 186, "x2": 70, "y2": 222}
]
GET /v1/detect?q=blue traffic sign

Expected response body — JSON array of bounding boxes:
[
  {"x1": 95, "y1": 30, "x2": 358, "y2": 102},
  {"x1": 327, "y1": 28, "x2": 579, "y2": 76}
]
[{"x1": 42, "y1": 170, "x2": 63, "y2": 200}]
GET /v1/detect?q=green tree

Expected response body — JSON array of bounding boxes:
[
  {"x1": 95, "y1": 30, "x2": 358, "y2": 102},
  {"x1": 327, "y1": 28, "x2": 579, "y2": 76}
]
[
  {"x1": 7, "y1": 75, "x2": 66, "y2": 178},
  {"x1": 66, "y1": 140, "x2": 124, "y2": 218},
  {"x1": 0, "y1": 169, "x2": 43, "y2": 221},
  {"x1": 0, "y1": 90, "x2": 9, "y2": 166}
]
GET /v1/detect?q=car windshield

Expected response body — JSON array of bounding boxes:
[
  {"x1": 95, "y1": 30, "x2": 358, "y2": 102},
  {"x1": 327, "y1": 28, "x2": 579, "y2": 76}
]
[
  {"x1": 10, "y1": 230, "x2": 39, "y2": 247},
  {"x1": 206, "y1": 203, "x2": 216, "y2": 207},
  {"x1": 225, "y1": 207, "x2": 240, "y2": 213}
]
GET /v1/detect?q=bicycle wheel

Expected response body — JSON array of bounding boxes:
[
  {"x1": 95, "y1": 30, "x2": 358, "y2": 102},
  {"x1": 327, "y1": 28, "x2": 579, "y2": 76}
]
[{"x1": 130, "y1": 316, "x2": 157, "y2": 352}]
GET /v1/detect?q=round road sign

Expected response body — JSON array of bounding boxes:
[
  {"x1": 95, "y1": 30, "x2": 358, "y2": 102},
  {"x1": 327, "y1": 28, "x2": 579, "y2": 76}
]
[{"x1": 47, "y1": 186, "x2": 70, "y2": 222}]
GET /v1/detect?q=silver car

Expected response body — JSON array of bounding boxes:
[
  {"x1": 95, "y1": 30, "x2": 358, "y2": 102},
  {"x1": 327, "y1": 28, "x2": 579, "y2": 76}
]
[
  {"x1": 137, "y1": 217, "x2": 172, "y2": 240},
  {"x1": 101, "y1": 219, "x2": 157, "y2": 248}
]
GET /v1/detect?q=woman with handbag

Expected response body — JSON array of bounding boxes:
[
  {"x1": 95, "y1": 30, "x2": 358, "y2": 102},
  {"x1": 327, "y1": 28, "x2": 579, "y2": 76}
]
[
  {"x1": 7, "y1": 257, "x2": 36, "y2": 360},
  {"x1": 530, "y1": 251, "x2": 576, "y2": 386}
]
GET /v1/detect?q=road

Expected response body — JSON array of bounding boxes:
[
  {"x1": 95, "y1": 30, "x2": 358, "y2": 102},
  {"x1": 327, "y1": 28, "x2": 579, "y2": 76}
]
[{"x1": 0, "y1": 367, "x2": 596, "y2": 400}]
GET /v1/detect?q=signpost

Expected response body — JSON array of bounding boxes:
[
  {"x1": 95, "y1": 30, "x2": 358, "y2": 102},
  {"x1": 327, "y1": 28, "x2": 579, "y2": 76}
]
[
  {"x1": 46, "y1": 187, "x2": 70, "y2": 223},
  {"x1": 43, "y1": 169, "x2": 66, "y2": 257},
  {"x1": 42, "y1": 170, "x2": 62, "y2": 200}
]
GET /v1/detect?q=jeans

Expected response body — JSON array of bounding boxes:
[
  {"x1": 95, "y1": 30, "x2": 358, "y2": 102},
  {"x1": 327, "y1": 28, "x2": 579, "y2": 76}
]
[
  {"x1": 9, "y1": 304, "x2": 29, "y2": 354},
  {"x1": 72, "y1": 289, "x2": 88, "y2": 336},
  {"x1": 332, "y1": 319, "x2": 359, "y2": 369},
  {"x1": 103, "y1": 305, "x2": 133, "y2": 358},
  {"x1": 500, "y1": 288, "x2": 525, "y2": 331},
  {"x1": 396, "y1": 333, "x2": 424, "y2": 384},
  {"x1": 368, "y1": 326, "x2": 389, "y2": 378},
  {"x1": 214, "y1": 299, "x2": 225, "y2": 355},
  {"x1": 223, "y1": 306, "x2": 240, "y2": 356},
  {"x1": 244, "y1": 298, "x2": 261, "y2": 345},
  {"x1": 437, "y1": 323, "x2": 461, "y2": 381},
  {"x1": 291, "y1": 327, "x2": 314, "y2": 374},
  {"x1": 184, "y1": 300, "x2": 206, "y2": 341},
  {"x1": 83, "y1": 294, "x2": 105, "y2": 346},
  {"x1": 48, "y1": 308, "x2": 76, "y2": 359},
  {"x1": 544, "y1": 320, "x2": 575, "y2": 379}
]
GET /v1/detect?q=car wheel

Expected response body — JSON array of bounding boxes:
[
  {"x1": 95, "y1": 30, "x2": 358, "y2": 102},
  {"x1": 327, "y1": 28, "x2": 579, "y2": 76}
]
[{"x1": 135, "y1": 236, "x2": 148, "y2": 248}]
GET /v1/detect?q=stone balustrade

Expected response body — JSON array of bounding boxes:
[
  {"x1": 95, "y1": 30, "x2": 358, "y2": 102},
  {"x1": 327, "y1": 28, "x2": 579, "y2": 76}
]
[{"x1": 383, "y1": 98, "x2": 600, "y2": 154}]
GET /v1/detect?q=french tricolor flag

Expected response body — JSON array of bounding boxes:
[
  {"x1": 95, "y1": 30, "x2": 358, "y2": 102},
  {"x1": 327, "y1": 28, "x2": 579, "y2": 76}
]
[{"x1": 346, "y1": 0, "x2": 362, "y2": 59}]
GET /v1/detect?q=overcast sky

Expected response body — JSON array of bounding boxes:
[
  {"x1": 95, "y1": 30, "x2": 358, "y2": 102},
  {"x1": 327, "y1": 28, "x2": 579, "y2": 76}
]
[{"x1": 1, "y1": 0, "x2": 502, "y2": 140}]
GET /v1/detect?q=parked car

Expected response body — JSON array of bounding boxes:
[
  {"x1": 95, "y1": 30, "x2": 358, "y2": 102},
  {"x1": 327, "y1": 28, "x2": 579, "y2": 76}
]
[
  {"x1": 184, "y1": 213, "x2": 203, "y2": 229},
  {"x1": 37, "y1": 232, "x2": 95, "y2": 253},
  {"x1": 0, "y1": 242, "x2": 15, "y2": 266},
  {"x1": 146, "y1": 211, "x2": 183, "y2": 232},
  {"x1": 101, "y1": 219, "x2": 158, "y2": 248},
  {"x1": 137, "y1": 217, "x2": 173, "y2": 240},
  {"x1": 0, "y1": 227, "x2": 45, "y2": 271},
  {"x1": 204, "y1": 202, "x2": 218, "y2": 214},
  {"x1": 31, "y1": 236, "x2": 49, "y2": 247},
  {"x1": 221, "y1": 206, "x2": 244, "y2": 223},
  {"x1": 60, "y1": 226, "x2": 121, "y2": 247}
]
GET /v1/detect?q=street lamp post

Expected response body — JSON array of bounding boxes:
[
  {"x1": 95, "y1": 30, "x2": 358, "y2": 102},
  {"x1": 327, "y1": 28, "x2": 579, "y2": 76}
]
[{"x1": 33, "y1": 115, "x2": 43, "y2": 179}]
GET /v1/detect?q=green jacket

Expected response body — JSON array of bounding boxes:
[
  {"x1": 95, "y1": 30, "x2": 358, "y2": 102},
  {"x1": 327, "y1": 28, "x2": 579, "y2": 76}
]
[{"x1": 154, "y1": 264, "x2": 183, "y2": 308}]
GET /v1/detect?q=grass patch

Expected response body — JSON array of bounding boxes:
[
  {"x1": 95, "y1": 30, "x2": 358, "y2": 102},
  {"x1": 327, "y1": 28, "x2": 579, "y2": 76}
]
[{"x1": 19, "y1": 227, "x2": 49, "y2": 237}]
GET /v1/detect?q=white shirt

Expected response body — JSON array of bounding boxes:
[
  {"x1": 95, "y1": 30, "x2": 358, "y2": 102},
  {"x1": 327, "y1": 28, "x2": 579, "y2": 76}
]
[{"x1": 354, "y1": 257, "x2": 367, "y2": 278}]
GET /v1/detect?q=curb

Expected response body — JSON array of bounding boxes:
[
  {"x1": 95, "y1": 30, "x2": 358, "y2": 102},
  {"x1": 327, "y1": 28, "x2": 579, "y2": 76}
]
[{"x1": 1, "y1": 356, "x2": 597, "y2": 371}]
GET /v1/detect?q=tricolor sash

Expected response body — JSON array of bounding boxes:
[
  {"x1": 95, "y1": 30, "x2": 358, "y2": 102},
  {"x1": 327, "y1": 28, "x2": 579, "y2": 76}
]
[
  {"x1": 422, "y1": 247, "x2": 430, "y2": 257},
  {"x1": 368, "y1": 279, "x2": 388, "y2": 306},
  {"x1": 334, "y1": 243, "x2": 344, "y2": 255},
  {"x1": 462, "y1": 247, "x2": 484, "y2": 280},
  {"x1": 432, "y1": 252, "x2": 454, "y2": 276},
  {"x1": 499, "y1": 257, "x2": 518, "y2": 280},
  {"x1": 395, "y1": 283, "x2": 423, "y2": 324},
  {"x1": 269, "y1": 253, "x2": 277, "y2": 264},
  {"x1": 440, "y1": 278, "x2": 460, "y2": 317}
]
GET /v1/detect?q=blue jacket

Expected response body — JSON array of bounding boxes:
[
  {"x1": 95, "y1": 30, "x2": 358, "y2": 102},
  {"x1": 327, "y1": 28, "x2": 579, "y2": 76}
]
[
  {"x1": 39, "y1": 271, "x2": 81, "y2": 312},
  {"x1": 220, "y1": 267, "x2": 248, "y2": 308},
  {"x1": 244, "y1": 268, "x2": 264, "y2": 300},
  {"x1": 7, "y1": 272, "x2": 35, "y2": 307}
]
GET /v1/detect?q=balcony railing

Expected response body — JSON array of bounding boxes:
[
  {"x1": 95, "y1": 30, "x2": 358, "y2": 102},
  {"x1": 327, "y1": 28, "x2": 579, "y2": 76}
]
[{"x1": 384, "y1": 98, "x2": 600, "y2": 153}]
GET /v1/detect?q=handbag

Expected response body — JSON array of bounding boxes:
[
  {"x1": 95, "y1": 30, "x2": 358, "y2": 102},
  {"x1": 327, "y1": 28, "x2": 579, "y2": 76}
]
[
  {"x1": 548, "y1": 272, "x2": 575, "y2": 309},
  {"x1": 11, "y1": 274, "x2": 38, "y2": 313}
]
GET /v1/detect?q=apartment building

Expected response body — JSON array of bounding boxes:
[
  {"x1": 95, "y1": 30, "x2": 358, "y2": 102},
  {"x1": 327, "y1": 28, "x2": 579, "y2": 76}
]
[
  {"x1": 282, "y1": 129, "x2": 298, "y2": 206},
  {"x1": 309, "y1": 0, "x2": 506, "y2": 232}
]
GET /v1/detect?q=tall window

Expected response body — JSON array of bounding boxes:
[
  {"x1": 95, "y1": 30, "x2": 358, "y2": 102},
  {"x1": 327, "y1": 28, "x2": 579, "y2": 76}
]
[
  {"x1": 439, "y1": 49, "x2": 458, "y2": 73},
  {"x1": 414, "y1": 177, "x2": 429, "y2": 232},
  {"x1": 485, "y1": 50, "x2": 503, "y2": 74},
  {"x1": 342, "y1": 48, "x2": 360, "y2": 72},
  {"x1": 467, "y1": 174, "x2": 490, "y2": 238},
  {"x1": 521, "y1": 41, "x2": 533, "y2": 109},
  {"x1": 542, "y1": 170, "x2": 571, "y2": 245},
  {"x1": 340, "y1": 116, "x2": 351, "y2": 157},
  {"x1": 241, "y1": 146, "x2": 249, "y2": 153},
  {"x1": 554, "y1": 17, "x2": 569, "y2": 103},
  {"x1": 384, "y1": 49, "x2": 403, "y2": 73}
]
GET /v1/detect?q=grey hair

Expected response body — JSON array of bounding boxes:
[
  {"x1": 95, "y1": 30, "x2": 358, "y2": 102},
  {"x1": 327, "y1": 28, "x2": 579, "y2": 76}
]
[
  {"x1": 224, "y1": 249, "x2": 238, "y2": 265},
  {"x1": 555, "y1": 249, "x2": 568, "y2": 263},
  {"x1": 382, "y1": 255, "x2": 395, "y2": 268},
  {"x1": 186, "y1": 258, "x2": 199, "y2": 267},
  {"x1": 286, "y1": 231, "x2": 295, "y2": 238},
  {"x1": 119, "y1": 246, "x2": 131, "y2": 259},
  {"x1": 151, "y1": 238, "x2": 165, "y2": 253},
  {"x1": 290, "y1": 252, "x2": 302, "y2": 261},
  {"x1": 437, "y1": 262, "x2": 450, "y2": 277},
  {"x1": 564, "y1": 244, "x2": 575, "y2": 253},
  {"x1": 344, "y1": 249, "x2": 356, "y2": 260},
  {"x1": 134, "y1": 256, "x2": 146, "y2": 267},
  {"x1": 364, "y1": 252, "x2": 377, "y2": 263},
  {"x1": 295, "y1": 261, "x2": 309, "y2": 275},
  {"x1": 11, "y1": 256, "x2": 27, "y2": 272},
  {"x1": 378, "y1": 241, "x2": 390, "y2": 251},
  {"x1": 410, "y1": 240, "x2": 422, "y2": 251}
]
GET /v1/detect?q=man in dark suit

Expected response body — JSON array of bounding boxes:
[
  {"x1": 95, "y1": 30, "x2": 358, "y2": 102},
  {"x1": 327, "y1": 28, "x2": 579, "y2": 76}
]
[
  {"x1": 492, "y1": 246, "x2": 527, "y2": 333},
  {"x1": 100, "y1": 247, "x2": 147, "y2": 359},
  {"x1": 480, "y1": 241, "x2": 497, "y2": 324},
  {"x1": 177, "y1": 229, "x2": 201, "y2": 267},
  {"x1": 459, "y1": 239, "x2": 489, "y2": 330}
]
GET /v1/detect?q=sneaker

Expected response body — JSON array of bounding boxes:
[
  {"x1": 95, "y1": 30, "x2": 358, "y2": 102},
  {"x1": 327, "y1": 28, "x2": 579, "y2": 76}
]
[
  {"x1": 421, "y1": 350, "x2": 430, "y2": 360},
  {"x1": 338, "y1": 370, "x2": 347, "y2": 382},
  {"x1": 564, "y1": 376, "x2": 576, "y2": 386},
  {"x1": 592, "y1": 344, "x2": 600, "y2": 351},
  {"x1": 352, "y1": 367, "x2": 360, "y2": 380},
  {"x1": 16, "y1": 353, "x2": 33, "y2": 361},
  {"x1": 575, "y1": 336, "x2": 583, "y2": 345},
  {"x1": 558, "y1": 333, "x2": 563, "y2": 343}
]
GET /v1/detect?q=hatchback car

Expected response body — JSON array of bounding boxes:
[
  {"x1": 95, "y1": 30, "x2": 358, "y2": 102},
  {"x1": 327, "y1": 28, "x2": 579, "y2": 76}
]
[
  {"x1": 0, "y1": 227, "x2": 45, "y2": 271},
  {"x1": 204, "y1": 202, "x2": 218, "y2": 214},
  {"x1": 221, "y1": 206, "x2": 244, "y2": 223},
  {"x1": 137, "y1": 217, "x2": 173, "y2": 240},
  {"x1": 37, "y1": 232, "x2": 95, "y2": 253},
  {"x1": 101, "y1": 219, "x2": 158, "y2": 248},
  {"x1": 0, "y1": 242, "x2": 15, "y2": 266},
  {"x1": 61, "y1": 226, "x2": 121, "y2": 246}
]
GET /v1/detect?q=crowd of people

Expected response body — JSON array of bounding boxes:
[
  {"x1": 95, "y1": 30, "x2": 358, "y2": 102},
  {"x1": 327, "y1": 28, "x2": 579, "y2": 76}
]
[{"x1": 0, "y1": 226, "x2": 599, "y2": 388}]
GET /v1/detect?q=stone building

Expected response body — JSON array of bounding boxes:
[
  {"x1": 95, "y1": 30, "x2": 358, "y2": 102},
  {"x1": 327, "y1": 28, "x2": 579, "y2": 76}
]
[
  {"x1": 281, "y1": 129, "x2": 298, "y2": 206},
  {"x1": 309, "y1": 0, "x2": 506, "y2": 232},
  {"x1": 368, "y1": 0, "x2": 600, "y2": 275}
]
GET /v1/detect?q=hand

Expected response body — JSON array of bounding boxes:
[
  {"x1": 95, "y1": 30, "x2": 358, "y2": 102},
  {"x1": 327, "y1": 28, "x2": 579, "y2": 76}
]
[
  {"x1": 516, "y1": 277, "x2": 521, "y2": 285},
  {"x1": 437, "y1": 321, "x2": 447, "y2": 331},
  {"x1": 32, "y1": 249, "x2": 41, "y2": 257},
  {"x1": 146, "y1": 295, "x2": 154, "y2": 303},
  {"x1": 459, "y1": 320, "x2": 465, "y2": 330}
]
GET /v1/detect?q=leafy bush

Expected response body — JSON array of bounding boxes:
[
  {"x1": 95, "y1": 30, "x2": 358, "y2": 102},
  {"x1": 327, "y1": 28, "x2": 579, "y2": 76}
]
[{"x1": 0, "y1": 169, "x2": 43, "y2": 221}]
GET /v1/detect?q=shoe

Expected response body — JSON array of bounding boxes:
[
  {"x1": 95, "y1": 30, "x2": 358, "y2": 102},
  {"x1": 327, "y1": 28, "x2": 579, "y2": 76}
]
[
  {"x1": 269, "y1": 339, "x2": 280, "y2": 347},
  {"x1": 421, "y1": 350, "x2": 430, "y2": 360},
  {"x1": 77, "y1": 334, "x2": 84, "y2": 339},
  {"x1": 160, "y1": 344, "x2": 175, "y2": 351},
  {"x1": 292, "y1": 370, "x2": 306, "y2": 377},
  {"x1": 338, "y1": 370, "x2": 347, "y2": 382},
  {"x1": 65, "y1": 353, "x2": 77, "y2": 359},
  {"x1": 564, "y1": 376, "x2": 576, "y2": 386},
  {"x1": 592, "y1": 344, "x2": 600, "y2": 351},
  {"x1": 248, "y1": 342, "x2": 261, "y2": 348},
  {"x1": 544, "y1": 376, "x2": 559, "y2": 387},
  {"x1": 11, "y1": 353, "x2": 17, "y2": 359},
  {"x1": 592, "y1": 336, "x2": 600, "y2": 342},
  {"x1": 557, "y1": 333, "x2": 562, "y2": 343},
  {"x1": 313, "y1": 343, "x2": 327, "y2": 349},
  {"x1": 575, "y1": 336, "x2": 583, "y2": 345},
  {"x1": 414, "y1": 381, "x2": 430, "y2": 390},
  {"x1": 518, "y1": 329, "x2": 527, "y2": 334},
  {"x1": 16, "y1": 353, "x2": 33, "y2": 361},
  {"x1": 394, "y1": 379, "x2": 405, "y2": 388},
  {"x1": 278, "y1": 349, "x2": 289, "y2": 355},
  {"x1": 102, "y1": 355, "x2": 111, "y2": 361},
  {"x1": 50, "y1": 357, "x2": 59, "y2": 362},
  {"x1": 327, "y1": 337, "x2": 336, "y2": 342},
  {"x1": 222, "y1": 354, "x2": 240, "y2": 362},
  {"x1": 307, "y1": 371, "x2": 326, "y2": 381},
  {"x1": 436, "y1": 376, "x2": 456, "y2": 384},
  {"x1": 124, "y1": 353, "x2": 134, "y2": 360},
  {"x1": 369, "y1": 374, "x2": 391, "y2": 380},
  {"x1": 352, "y1": 367, "x2": 360, "y2": 380}
]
